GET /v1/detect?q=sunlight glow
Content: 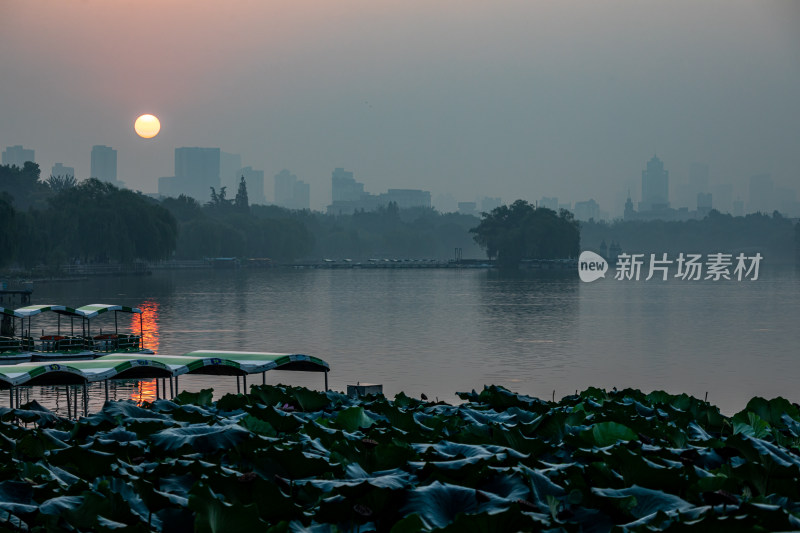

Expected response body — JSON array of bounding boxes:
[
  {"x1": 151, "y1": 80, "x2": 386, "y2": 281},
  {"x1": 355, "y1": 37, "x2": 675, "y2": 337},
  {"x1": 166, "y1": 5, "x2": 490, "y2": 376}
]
[{"x1": 134, "y1": 114, "x2": 161, "y2": 138}]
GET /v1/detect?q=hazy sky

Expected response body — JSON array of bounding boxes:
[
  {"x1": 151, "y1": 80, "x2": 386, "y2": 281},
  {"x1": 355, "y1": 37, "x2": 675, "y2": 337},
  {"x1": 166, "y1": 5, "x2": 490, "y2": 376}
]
[{"x1": 1, "y1": 0, "x2": 798, "y2": 212}]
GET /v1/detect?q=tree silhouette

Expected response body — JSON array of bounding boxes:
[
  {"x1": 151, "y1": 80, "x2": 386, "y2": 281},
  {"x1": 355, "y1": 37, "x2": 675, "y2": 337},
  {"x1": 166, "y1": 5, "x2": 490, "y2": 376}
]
[
  {"x1": 46, "y1": 174, "x2": 77, "y2": 192},
  {"x1": 470, "y1": 200, "x2": 580, "y2": 268},
  {"x1": 235, "y1": 176, "x2": 249, "y2": 212}
]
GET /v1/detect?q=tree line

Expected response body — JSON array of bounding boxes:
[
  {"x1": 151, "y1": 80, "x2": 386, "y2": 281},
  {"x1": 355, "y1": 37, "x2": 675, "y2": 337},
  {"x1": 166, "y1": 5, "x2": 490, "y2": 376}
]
[
  {"x1": 4, "y1": 163, "x2": 793, "y2": 270},
  {"x1": 581, "y1": 210, "x2": 799, "y2": 265}
]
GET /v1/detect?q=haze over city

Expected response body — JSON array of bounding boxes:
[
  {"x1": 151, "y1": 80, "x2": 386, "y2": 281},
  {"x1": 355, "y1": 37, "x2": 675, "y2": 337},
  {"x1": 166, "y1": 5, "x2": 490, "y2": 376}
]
[{"x1": 2, "y1": 0, "x2": 798, "y2": 214}]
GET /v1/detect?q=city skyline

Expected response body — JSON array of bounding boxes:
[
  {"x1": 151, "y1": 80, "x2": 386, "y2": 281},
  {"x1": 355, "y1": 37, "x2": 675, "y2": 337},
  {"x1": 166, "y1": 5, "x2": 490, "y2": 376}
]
[
  {"x1": 4, "y1": 139, "x2": 798, "y2": 219},
  {"x1": 1, "y1": 1, "x2": 797, "y2": 215}
]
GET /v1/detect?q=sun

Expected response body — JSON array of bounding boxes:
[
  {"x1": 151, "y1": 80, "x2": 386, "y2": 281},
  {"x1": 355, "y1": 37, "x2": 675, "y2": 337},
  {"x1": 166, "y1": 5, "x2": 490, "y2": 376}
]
[{"x1": 134, "y1": 114, "x2": 161, "y2": 139}]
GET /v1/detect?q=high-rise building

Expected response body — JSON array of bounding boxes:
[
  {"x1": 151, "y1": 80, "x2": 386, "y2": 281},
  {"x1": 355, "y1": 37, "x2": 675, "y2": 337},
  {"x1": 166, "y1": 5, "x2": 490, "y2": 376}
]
[
  {"x1": 381, "y1": 189, "x2": 431, "y2": 209},
  {"x1": 51, "y1": 163, "x2": 75, "y2": 178},
  {"x1": 640, "y1": 155, "x2": 669, "y2": 211},
  {"x1": 158, "y1": 147, "x2": 221, "y2": 201},
  {"x1": 293, "y1": 180, "x2": 310, "y2": 210},
  {"x1": 177, "y1": 147, "x2": 220, "y2": 202},
  {"x1": 574, "y1": 199, "x2": 600, "y2": 221},
  {"x1": 274, "y1": 170, "x2": 297, "y2": 207},
  {"x1": 697, "y1": 193, "x2": 712, "y2": 216},
  {"x1": 91, "y1": 145, "x2": 119, "y2": 185},
  {"x1": 540, "y1": 197, "x2": 558, "y2": 211},
  {"x1": 480, "y1": 196, "x2": 502, "y2": 212},
  {"x1": 458, "y1": 202, "x2": 478, "y2": 216},
  {"x1": 274, "y1": 169, "x2": 310, "y2": 209},
  {"x1": 2, "y1": 145, "x2": 35, "y2": 167},
  {"x1": 331, "y1": 168, "x2": 365, "y2": 202},
  {"x1": 239, "y1": 166, "x2": 265, "y2": 205}
]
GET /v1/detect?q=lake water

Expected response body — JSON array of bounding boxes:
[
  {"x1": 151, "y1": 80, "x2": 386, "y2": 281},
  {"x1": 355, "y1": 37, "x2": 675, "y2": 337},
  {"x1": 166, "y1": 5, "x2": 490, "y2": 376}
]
[{"x1": 8, "y1": 265, "x2": 800, "y2": 415}]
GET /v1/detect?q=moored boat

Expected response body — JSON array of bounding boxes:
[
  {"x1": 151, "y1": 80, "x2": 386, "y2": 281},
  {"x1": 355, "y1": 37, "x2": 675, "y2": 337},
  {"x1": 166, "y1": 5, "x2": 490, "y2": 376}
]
[
  {"x1": 0, "y1": 307, "x2": 32, "y2": 363},
  {"x1": 76, "y1": 304, "x2": 154, "y2": 355},
  {"x1": 15, "y1": 305, "x2": 95, "y2": 361}
]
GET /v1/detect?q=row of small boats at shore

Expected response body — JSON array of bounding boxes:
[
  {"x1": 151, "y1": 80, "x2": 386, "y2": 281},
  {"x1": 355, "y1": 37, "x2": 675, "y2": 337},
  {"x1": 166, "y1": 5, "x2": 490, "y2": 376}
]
[{"x1": 0, "y1": 303, "x2": 152, "y2": 363}]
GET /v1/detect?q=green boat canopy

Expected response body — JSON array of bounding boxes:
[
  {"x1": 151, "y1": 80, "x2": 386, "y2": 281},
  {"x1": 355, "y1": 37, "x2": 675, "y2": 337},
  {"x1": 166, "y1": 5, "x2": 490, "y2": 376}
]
[
  {"x1": 76, "y1": 304, "x2": 142, "y2": 319},
  {"x1": 0, "y1": 307, "x2": 24, "y2": 318},
  {"x1": 15, "y1": 305, "x2": 82, "y2": 318},
  {"x1": 0, "y1": 351, "x2": 330, "y2": 388}
]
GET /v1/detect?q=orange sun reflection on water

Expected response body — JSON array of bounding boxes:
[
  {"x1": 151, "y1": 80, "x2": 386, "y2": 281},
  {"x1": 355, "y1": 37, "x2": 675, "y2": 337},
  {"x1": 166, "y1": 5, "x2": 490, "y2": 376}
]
[
  {"x1": 132, "y1": 379, "x2": 157, "y2": 405},
  {"x1": 129, "y1": 300, "x2": 160, "y2": 405},
  {"x1": 131, "y1": 300, "x2": 160, "y2": 354}
]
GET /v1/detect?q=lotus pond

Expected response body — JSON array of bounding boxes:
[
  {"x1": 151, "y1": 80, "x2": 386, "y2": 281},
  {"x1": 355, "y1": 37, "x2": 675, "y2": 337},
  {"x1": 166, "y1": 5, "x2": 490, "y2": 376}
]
[{"x1": 1, "y1": 385, "x2": 800, "y2": 531}]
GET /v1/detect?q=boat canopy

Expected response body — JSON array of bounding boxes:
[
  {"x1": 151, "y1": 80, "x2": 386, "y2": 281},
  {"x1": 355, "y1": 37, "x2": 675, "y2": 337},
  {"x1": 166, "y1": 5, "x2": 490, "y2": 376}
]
[
  {"x1": 0, "y1": 307, "x2": 24, "y2": 318},
  {"x1": 186, "y1": 350, "x2": 330, "y2": 373},
  {"x1": 76, "y1": 304, "x2": 142, "y2": 319},
  {"x1": 15, "y1": 305, "x2": 82, "y2": 318},
  {"x1": 0, "y1": 358, "x2": 173, "y2": 387},
  {"x1": 0, "y1": 351, "x2": 330, "y2": 388}
]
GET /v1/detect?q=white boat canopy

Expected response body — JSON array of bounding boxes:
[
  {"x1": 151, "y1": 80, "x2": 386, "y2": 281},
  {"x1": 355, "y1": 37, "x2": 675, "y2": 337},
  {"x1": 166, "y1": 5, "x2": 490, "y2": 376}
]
[
  {"x1": 0, "y1": 351, "x2": 330, "y2": 388},
  {"x1": 75, "y1": 304, "x2": 142, "y2": 319},
  {"x1": 15, "y1": 305, "x2": 83, "y2": 318}
]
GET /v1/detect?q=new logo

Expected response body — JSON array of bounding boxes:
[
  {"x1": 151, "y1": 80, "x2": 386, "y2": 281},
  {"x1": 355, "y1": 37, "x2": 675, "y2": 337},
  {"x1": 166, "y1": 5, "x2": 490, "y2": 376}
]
[{"x1": 578, "y1": 251, "x2": 608, "y2": 282}]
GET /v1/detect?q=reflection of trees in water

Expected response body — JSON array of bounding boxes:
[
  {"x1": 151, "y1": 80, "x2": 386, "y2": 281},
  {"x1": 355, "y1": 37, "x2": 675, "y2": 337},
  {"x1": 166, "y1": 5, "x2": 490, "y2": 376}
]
[{"x1": 477, "y1": 271, "x2": 580, "y2": 381}]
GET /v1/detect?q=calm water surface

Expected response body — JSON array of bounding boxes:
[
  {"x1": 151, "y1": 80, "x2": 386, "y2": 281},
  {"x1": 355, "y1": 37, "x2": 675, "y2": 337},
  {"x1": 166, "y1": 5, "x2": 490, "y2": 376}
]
[{"x1": 11, "y1": 266, "x2": 800, "y2": 414}]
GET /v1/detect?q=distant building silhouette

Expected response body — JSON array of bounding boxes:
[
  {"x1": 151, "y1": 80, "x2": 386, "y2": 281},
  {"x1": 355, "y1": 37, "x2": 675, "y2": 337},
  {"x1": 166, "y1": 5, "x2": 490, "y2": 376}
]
[
  {"x1": 239, "y1": 166, "x2": 265, "y2": 205},
  {"x1": 158, "y1": 147, "x2": 220, "y2": 202},
  {"x1": 90, "y1": 145, "x2": 122, "y2": 187},
  {"x1": 2, "y1": 145, "x2": 35, "y2": 167},
  {"x1": 458, "y1": 202, "x2": 478, "y2": 216},
  {"x1": 326, "y1": 168, "x2": 429, "y2": 214},
  {"x1": 540, "y1": 197, "x2": 558, "y2": 211},
  {"x1": 697, "y1": 192, "x2": 712, "y2": 216},
  {"x1": 481, "y1": 196, "x2": 502, "y2": 212},
  {"x1": 274, "y1": 169, "x2": 310, "y2": 210},
  {"x1": 293, "y1": 179, "x2": 310, "y2": 210},
  {"x1": 331, "y1": 168, "x2": 365, "y2": 203},
  {"x1": 640, "y1": 155, "x2": 669, "y2": 211},
  {"x1": 51, "y1": 163, "x2": 74, "y2": 179},
  {"x1": 574, "y1": 199, "x2": 600, "y2": 221}
]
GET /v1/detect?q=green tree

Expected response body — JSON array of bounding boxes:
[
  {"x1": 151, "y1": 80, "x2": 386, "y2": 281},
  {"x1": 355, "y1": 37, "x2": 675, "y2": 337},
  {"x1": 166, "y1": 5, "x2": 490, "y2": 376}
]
[
  {"x1": 0, "y1": 162, "x2": 50, "y2": 209},
  {"x1": 46, "y1": 174, "x2": 78, "y2": 192},
  {"x1": 48, "y1": 179, "x2": 177, "y2": 263},
  {"x1": 0, "y1": 192, "x2": 16, "y2": 267},
  {"x1": 470, "y1": 200, "x2": 580, "y2": 269},
  {"x1": 234, "y1": 176, "x2": 249, "y2": 212}
]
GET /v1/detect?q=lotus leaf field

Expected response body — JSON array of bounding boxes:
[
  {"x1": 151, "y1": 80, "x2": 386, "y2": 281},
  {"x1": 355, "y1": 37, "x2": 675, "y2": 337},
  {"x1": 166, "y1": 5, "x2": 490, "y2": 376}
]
[{"x1": 2, "y1": 385, "x2": 800, "y2": 531}]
